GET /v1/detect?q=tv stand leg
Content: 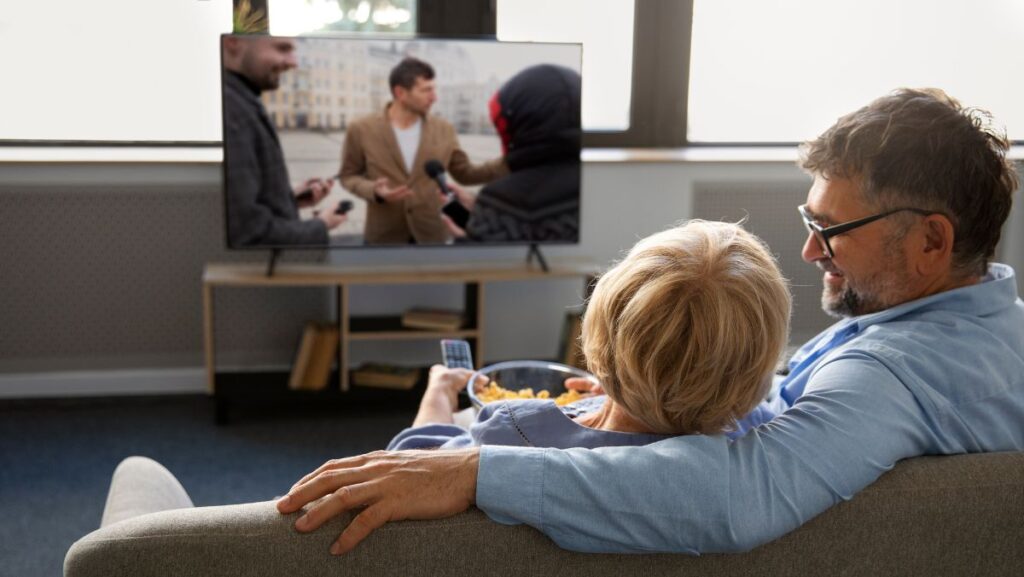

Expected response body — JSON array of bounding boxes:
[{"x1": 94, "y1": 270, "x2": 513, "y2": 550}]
[
  {"x1": 266, "y1": 249, "x2": 281, "y2": 277},
  {"x1": 526, "y1": 243, "x2": 549, "y2": 272}
]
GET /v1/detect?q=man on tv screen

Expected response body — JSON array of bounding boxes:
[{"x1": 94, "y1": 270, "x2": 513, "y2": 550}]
[
  {"x1": 339, "y1": 56, "x2": 507, "y2": 245},
  {"x1": 222, "y1": 35, "x2": 348, "y2": 247}
]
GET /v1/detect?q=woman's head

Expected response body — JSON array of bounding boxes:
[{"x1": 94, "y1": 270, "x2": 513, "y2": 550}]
[{"x1": 582, "y1": 220, "x2": 791, "y2": 435}]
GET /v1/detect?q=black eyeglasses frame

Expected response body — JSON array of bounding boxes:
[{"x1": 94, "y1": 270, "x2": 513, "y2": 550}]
[{"x1": 797, "y1": 204, "x2": 938, "y2": 258}]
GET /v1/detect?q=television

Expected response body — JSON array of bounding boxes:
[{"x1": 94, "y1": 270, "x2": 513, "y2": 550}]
[{"x1": 220, "y1": 34, "x2": 582, "y2": 252}]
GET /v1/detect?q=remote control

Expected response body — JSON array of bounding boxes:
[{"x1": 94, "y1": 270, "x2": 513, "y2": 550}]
[
  {"x1": 441, "y1": 339, "x2": 474, "y2": 370},
  {"x1": 335, "y1": 200, "x2": 354, "y2": 215}
]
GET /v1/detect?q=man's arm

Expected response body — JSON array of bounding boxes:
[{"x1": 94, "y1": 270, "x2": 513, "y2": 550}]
[
  {"x1": 338, "y1": 124, "x2": 378, "y2": 201},
  {"x1": 224, "y1": 120, "x2": 328, "y2": 247},
  {"x1": 479, "y1": 352, "x2": 935, "y2": 553},
  {"x1": 445, "y1": 128, "x2": 508, "y2": 185},
  {"x1": 277, "y1": 352, "x2": 934, "y2": 555}
]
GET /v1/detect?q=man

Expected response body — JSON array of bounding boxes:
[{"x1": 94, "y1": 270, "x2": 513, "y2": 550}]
[
  {"x1": 222, "y1": 35, "x2": 346, "y2": 247},
  {"x1": 339, "y1": 57, "x2": 507, "y2": 244},
  {"x1": 277, "y1": 88, "x2": 1024, "y2": 555}
]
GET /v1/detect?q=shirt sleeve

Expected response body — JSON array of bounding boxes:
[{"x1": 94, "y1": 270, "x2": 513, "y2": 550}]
[
  {"x1": 446, "y1": 129, "x2": 508, "y2": 185},
  {"x1": 387, "y1": 424, "x2": 471, "y2": 450},
  {"x1": 477, "y1": 351, "x2": 935, "y2": 553}
]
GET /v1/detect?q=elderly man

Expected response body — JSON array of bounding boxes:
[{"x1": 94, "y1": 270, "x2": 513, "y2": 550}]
[{"x1": 277, "y1": 88, "x2": 1024, "y2": 555}]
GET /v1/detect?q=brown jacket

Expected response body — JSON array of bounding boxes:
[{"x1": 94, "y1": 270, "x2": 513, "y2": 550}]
[{"x1": 340, "y1": 104, "x2": 508, "y2": 244}]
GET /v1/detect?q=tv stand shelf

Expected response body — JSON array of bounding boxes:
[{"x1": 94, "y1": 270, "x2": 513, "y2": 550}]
[{"x1": 202, "y1": 260, "x2": 600, "y2": 400}]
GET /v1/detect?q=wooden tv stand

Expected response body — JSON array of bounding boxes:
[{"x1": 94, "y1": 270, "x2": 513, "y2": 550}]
[{"x1": 202, "y1": 260, "x2": 600, "y2": 397}]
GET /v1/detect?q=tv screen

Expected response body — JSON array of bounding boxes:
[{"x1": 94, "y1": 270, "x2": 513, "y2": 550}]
[{"x1": 220, "y1": 34, "x2": 582, "y2": 249}]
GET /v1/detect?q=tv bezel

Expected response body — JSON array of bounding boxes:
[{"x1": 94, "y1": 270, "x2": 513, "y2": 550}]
[{"x1": 218, "y1": 32, "x2": 583, "y2": 252}]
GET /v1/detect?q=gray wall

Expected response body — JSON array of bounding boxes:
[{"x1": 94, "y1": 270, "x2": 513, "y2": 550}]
[{"x1": 1, "y1": 159, "x2": 1021, "y2": 397}]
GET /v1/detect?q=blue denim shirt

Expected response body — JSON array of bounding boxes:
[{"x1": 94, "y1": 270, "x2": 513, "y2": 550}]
[{"x1": 477, "y1": 264, "x2": 1024, "y2": 554}]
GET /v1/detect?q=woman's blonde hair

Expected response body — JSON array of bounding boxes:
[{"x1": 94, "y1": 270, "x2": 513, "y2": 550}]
[{"x1": 582, "y1": 220, "x2": 791, "y2": 435}]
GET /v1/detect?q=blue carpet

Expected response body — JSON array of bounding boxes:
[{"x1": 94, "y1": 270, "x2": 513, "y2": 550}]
[{"x1": 0, "y1": 395, "x2": 415, "y2": 577}]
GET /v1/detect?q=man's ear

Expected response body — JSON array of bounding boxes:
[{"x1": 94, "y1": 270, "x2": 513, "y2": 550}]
[{"x1": 916, "y1": 214, "x2": 955, "y2": 275}]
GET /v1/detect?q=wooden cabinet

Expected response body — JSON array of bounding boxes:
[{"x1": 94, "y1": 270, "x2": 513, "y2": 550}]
[{"x1": 202, "y1": 261, "x2": 599, "y2": 395}]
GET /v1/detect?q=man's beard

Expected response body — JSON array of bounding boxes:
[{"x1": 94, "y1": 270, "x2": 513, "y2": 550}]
[{"x1": 820, "y1": 249, "x2": 908, "y2": 318}]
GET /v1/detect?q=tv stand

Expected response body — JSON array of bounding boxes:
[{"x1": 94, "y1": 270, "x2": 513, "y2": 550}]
[
  {"x1": 266, "y1": 249, "x2": 281, "y2": 277},
  {"x1": 202, "y1": 260, "x2": 601, "y2": 420},
  {"x1": 526, "y1": 243, "x2": 549, "y2": 272}
]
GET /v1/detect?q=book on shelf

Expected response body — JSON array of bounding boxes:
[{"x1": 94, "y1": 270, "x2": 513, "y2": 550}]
[
  {"x1": 400, "y1": 308, "x2": 465, "y2": 331},
  {"x1": 351, "y1": 363, "x2": 421, "y2": 390},
  {"x1": 289, "y1": 322, "x2": 338, "y2": 391}
]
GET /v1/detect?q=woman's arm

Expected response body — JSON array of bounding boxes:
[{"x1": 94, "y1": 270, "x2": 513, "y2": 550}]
[{"x1": 411, "y1": 366, "x2": 474, "y2": 427}]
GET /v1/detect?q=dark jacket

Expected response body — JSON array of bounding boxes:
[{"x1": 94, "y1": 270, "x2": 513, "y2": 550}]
[
  {"x1": 464, "y1": 64, "x2": 582, "y2": 243},
  {"x1": 223, "y1": 71, "x2": 327, "y2": 247}
]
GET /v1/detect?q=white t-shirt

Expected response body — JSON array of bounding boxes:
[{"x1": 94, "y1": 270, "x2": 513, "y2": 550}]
[{"x1": 392, "y1": 118, "x2": 422, "y2": 174}]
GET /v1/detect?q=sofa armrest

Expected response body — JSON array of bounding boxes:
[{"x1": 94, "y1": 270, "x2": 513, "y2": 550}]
[{"x1": 65, "y1": 452, "x2": 1024, "y2": 577}]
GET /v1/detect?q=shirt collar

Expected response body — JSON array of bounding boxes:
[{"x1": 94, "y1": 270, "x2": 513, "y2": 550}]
[{"x1": 847, "y1": 263, "x2": 1018, "y2": 332}]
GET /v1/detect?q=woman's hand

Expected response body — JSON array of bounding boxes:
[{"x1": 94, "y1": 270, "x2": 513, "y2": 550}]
[
  {"x1": 564, "y1": 376, "x2": 604, "y2": 396},
  {"x1": 277, "y1": 448, "x2": 480, "y2": 555},
  {"x1": 411, "y1": 366, "x2": 482, "y2": 427},
  {"x1": 425, "y1": 365, "x2": 475, "y2": 411}
]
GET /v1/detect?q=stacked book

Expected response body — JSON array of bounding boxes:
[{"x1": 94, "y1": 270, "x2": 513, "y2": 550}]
[
  {"x1": 351, "y1": 363, "x2": 421, "y2": 390},
  {"x1": 400, "y1": 308, "x2": 465, "y2": 331},
  {"x1": 288, "y1": 322, "x2": 340, "y2": 391}
]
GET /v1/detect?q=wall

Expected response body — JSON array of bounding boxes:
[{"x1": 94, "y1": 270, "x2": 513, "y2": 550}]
[{"x1": 1, "y1": 159, "x2": 1021, "y2": 397}]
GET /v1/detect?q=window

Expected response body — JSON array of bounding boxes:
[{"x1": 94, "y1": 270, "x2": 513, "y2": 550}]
[
  {"x1": 688, "y1": 0, "x2": 1024, "y2": 143},
  {"x1": 1, "y1": 0, "x2": 232, "y2": 143},
  {"x1": 497, "y1": 0, "x2": 634, "y2": 132}
]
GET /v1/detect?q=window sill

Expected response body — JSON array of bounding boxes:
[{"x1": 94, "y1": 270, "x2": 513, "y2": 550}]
[{"x1": 2, "y1": 145, "x2": 1022, "y2": 164}]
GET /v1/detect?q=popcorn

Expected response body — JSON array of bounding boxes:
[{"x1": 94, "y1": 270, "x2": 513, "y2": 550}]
[{"x1": 475, "y1": 382, "x2": 583, "y2": 406}]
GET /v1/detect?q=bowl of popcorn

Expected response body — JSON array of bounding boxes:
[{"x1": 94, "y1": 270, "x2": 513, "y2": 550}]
[{"x1": 467, "y1": 360, "x2": 598, "y2": 409}]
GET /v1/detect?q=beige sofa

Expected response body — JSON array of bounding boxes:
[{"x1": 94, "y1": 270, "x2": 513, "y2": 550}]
[{"x1": 65, "y1": 452, "x2": 1023, "y2": 576}]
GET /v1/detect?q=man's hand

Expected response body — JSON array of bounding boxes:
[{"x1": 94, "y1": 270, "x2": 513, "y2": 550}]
[
  {"x1": 315, "y1": 209, "x2": 347, "y2": 231},
  {"x1": 295, "y1": 177, "x2": 334, "y2": 208},
  {"x1": 276, "y1": 448, "x2": 480, "y2": 555},
  {"x1": 373, "y1": 178, "x2": 413, "y2": 203}
]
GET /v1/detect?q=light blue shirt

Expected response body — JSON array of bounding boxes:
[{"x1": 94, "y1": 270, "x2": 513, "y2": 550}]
[
  {"x1": 387, "y1": 396, "x2": 671, "y2": 450},
  {"x1": 477, "y1": 264, "x2": 1024, "y2": 554}
]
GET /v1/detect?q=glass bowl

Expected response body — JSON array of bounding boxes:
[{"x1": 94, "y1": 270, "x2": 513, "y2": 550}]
[{"x1": 467, "y1": 360, "x2": 597, "y2": 409}]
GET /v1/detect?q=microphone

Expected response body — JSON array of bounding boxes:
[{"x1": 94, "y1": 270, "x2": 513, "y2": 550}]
[
  {"x1": 425, "y1": 159, "x2": 471, "y2": 229},
  {"x1": 424, "y1": 159, "x2": 450, "y2": 194}
]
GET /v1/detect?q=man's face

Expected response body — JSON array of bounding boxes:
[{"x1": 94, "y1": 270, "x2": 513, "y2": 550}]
[
  {"x1": 395, "y1": 77, "x2": 437, "y2": 115},
  {"x1": 239, "y1": 37, "x2": 297, "y2": 91},
  {"x1": 801, "y1": 175, "x2": 915, "y2": 318}
]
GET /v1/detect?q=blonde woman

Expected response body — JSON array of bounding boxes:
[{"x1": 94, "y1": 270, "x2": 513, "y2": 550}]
[{"x1": 388, "y1": 220, "x2": 791, "y2": 450}]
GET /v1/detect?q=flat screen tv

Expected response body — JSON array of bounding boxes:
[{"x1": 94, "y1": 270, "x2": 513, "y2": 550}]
[{"x1": 220, "y1": 34, "x2": 582, "y2": 251}]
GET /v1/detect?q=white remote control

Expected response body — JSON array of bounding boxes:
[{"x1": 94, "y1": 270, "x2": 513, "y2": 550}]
[{"x1": 441, "y1": 339, "x2": 474, "y2": 370}]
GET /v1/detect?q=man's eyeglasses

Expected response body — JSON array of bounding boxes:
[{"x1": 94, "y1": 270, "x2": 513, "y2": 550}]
[{"x1": 798, "y1": 204, "x2": 936, "y2": 259}]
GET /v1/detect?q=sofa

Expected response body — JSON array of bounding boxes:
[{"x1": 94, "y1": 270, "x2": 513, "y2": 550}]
[{"x1": 64, "y1": 451, "x2": 1023, "y2": 576}]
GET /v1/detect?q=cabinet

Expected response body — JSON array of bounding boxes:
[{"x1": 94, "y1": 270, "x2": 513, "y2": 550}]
[{"x1": 202, "y1": 260, "x2": 599, "y2": 398}]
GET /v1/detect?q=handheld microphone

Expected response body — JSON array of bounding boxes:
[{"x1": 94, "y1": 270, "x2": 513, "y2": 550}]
[
  {"x1": 425, "y1": 159, "x2": 471, "y2": 229},
  {"x1": 424, "y1": 159, "x2": 450, "y2": 194}
]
